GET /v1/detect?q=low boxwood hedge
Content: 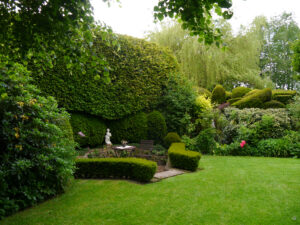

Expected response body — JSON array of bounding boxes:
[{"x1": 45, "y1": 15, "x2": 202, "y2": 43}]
[
  {"x1": 75, "y1": 158, "x2": 157, "y2": 182},
  {"x1": 263, "y1": 100, "x2": 285, "y2": 109},
  {"x1": 168, "y1": 143, "x2": 201, "y2": 171}
]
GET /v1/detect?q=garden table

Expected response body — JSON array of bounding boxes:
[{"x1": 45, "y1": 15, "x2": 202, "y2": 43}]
[{"x1": 112, "y1": 145, "x2": 136, "y2": 157}]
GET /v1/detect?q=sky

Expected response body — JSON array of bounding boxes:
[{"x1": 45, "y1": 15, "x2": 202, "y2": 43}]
[{"x1": 91, "y1": 0, "x2": 300, "y2": 38}]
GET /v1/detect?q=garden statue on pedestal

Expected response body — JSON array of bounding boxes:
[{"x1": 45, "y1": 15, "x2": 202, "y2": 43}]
[{"x1": 105, "y1": 128, "x2": 112, "y2": 146}]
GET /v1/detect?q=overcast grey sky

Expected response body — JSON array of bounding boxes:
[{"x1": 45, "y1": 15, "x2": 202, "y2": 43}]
[{"x1": 91, "y1": 0, "x2": 300, "y2": 38}]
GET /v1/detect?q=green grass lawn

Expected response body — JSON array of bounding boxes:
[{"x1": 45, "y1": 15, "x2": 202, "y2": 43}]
[{"x1": 3, "y1": 156, "x2": 300, "y2": 225}]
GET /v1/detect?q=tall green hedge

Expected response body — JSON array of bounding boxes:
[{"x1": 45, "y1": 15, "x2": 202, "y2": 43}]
[
  {"x1": 147, "y1": 111, "x2": 167, "y2": 144},
  {"x1": 109, "y1": 112, "x2": 148, "y2": 144},
  {"x1": 30, "y1": 34, "x2": 179, "y2": 120},
  {"x1": 70, "y1": 113, "x2": 106, "y2": 147}
]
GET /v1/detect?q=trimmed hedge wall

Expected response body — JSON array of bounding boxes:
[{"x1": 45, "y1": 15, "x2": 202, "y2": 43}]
[
  {"x1": 232, "y1": 88, "x2": 272, "y2": 109},
  {"x1": 211, "y1": 84, "x2": 226, "y2": 104},
  {"x1": 75, "y1": 158, "x2": 157, "y2": 182},
  {"x1": 272, "y1": 90, "x2": 297, "y2": 104},
  {"x1": 147, "y1": 111, "x2": 167, "y2": 144},
  {"x1": 30, "y1": 34, "x2": 179, "y2": 120},
  {"x1": 70, "y1": 113, "x2": 106, "y2": 147},
  {"x1": 231, "y1": 87, "x2": 251, "y2": 98},
  {"x1": 109, "y1": 112, "x2": 148, "y2": 144},
  {"x1": 168, "y1": 143, "x2": 201, "y2": 171}
]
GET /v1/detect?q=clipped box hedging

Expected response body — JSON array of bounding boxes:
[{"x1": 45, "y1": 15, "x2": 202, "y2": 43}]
[
  {"x1": 168, "y1": 143, "x2": 201, "y2": 171},
  {"x1": 263, "y1": 100, "x2": 285, "y2": 109},
  {"x1": 228, "y1": 97, "x2": 242, "y2": 104},
  {"x1": 75, "y1": 158, "x2": 157, "y2": 182},
  {"x1": 232, "y1": 88, "x2": 272, "y2": 109},
  {"x1": 231, "y1": 87, "x2": 251, "y2": 98}
]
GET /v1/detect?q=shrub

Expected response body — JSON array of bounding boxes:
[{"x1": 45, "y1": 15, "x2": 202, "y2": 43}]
[
  {"x1": 288, "y1": 95, "x2": 300, "y2": 130},
  {"x1": 159, "y1": 73, "x2": 197, "y2": 135},
  {"x1": 272, "y1": 89, "x2": 297, "y2": 97},
  {"x1": 55, "y1": 116, "x2": 74, "y2": 142},
  {"x1": 232, "y1": 88, "x2": 272, "y2": 109},
  {"x1": 228, "y1": 97, "x2": 242, "y2": 104},
  {"x1": 231, "y1": 87, "x2": 251, "y2": 98},
  {"x1": 109, "y1": 112, "x2": 148, "y2": 144},
  {"x1": 195, "y1": 87, "x2": 212, "y2": 98},
  {"x1": 273, "y1": 95, "x2": 294, "y2": 105},
  {"x1": 30, "y1": 34, "x2": 179, "y2": 120},
  {"x1": 163, "y1": 132, "x2": 181, "y2": 148},
  {"x1": 225, "y1": 91, "x2": 232, "y2": 100},
  {"x1": 214, "y1": 141, "x2": 258, "y2": 156},
  {"x1": 70, "y1": 113, "x2": 106, "y2": 147},
  {"x1": 0, "y1": 61, "x2": 75, "y2": 218},
  {"x1": 75, "y1": 158, "x2": 157, "y2": 182},
  {"x1": 283, "y1": 130, "x2": 300, "y2": 158},
  {"x1": 194, "y1": 128, "x2": 216, "y2": 154},
  {"x1": 168, "y1": 143, "x2": 201, "y2": 171},
  {"x1": 257, "y1": 139, "x2": 292, "y2": 157},
  {"x1": 211, "y1": 84, "x2": 226, "y2": 104},
  {"x1": 244, "y1": 89, "x2": 260, "y2": 97},
  {"x1": 147, "y1": 111, "x2": 167, "y2": 144},
  {"x1": 195, "y1": 95, "x2": 212, "y2": 114},
  {"x1": 263, "y1": 100, "x2": 285, "y2": 109}
]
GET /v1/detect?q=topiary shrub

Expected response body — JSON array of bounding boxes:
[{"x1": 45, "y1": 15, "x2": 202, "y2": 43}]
[
  {"x1": 109, "y1": 112, "x2": 148, "y2": 144},
  {"x1": 30, "y1": 34, "x2": 179, "y2": 120},
  {"x1": 228, "y1": 97, "x2": 242, "y2": 104},
  {"x1": 225, "y1": 91, "x2": 232, "y2": 100},
  {"x1": 273, "y1": 95, "x2": 295, "y2": 105},
  {"x1": 244, "y1": 89, "x2": 260, "y2": 97},
  {"x1": 147, "y1": 111, "x2": 167, "y2": 144},
  {"x1": 0, "y1": 61, "x2": 76, "y2": 218},
  {"x1": 70, "y1": 113, "x2": 106, "y2": 147},
  {"x1": 232, "y1": 88, "x2": 272, "y2": 109},
  {"x1": 75, "y1": 158, "x2": 157, "y2": 182},
  {"x1": 168, "y1": 143, "x2": 201, "y2": 171},
  {"x1": 231, "y1": 87, "x2": 251, "y2": 98},
  {"x1": 211, "y1": 84, "x2": 226, "y2": 104},
  {"x1": 163, "y1": 132, "x2": 181, "y2": 148},
  {"x1": 264, "y1": 100, "x2": 285, "y2": 109}
]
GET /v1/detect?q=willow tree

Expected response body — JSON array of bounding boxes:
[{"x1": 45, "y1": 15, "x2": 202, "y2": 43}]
[{"x1": 148, "y1": 20, "x2": 273, "y2": 90}]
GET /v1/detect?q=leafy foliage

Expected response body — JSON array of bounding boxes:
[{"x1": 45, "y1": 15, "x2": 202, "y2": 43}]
[
  {"x1": 288, "y1": 95, "x2": 300, "y2": 130},
  {"x1": 75, "y1": 158, "x2": 157, "y2": 182},
  {"x1": 163, "y1": 132, "x2": 181, "y2": 148},
  {"x1": 31, "y1": 34, "x2": 179, "y2": 120},
  {"x1": 263, "y1": 100, "x2": 285, "y2": 109},
  {"x1": 153, "y1": 0, "x2": 233, "y2": 45},
  {"x1": 147, "y1": 111, "x2": 167, "y2": 144},
  {"x1": 70, "y1": 113, "x2": 106, "y2": 147},
  {"x1": 292, "y1": 39, "x2": 300, "y2": 76},
  {"x1": 195, "y1": 128, "x2": 217, "y2": 154},
  {"x1": 231, "y1": 87, "x2": 251, "y2": 98},
  {"x1": 0, "y1": 60, "x2": 75, "y2": 218},
  {"x1": 211, "y1": 84, "x2": 226, "y2": 104}
]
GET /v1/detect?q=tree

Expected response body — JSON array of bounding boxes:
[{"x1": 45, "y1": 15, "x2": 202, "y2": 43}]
[
  {"x1": 292, "y1": 40, "x2": 300, "y2": 79},
  {"x1": 259, "y1": 13, "x2": 300, "y2": 89}
]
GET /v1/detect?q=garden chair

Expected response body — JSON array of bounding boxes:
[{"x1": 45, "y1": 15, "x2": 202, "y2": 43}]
[{"x1": 136, "y1": 140, "x2": 154, "y2": 158}]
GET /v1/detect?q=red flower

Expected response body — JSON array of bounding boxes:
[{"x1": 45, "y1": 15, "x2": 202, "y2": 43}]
[{"x1": 240, "y1": 140, "x2": 246, "y2": 148}]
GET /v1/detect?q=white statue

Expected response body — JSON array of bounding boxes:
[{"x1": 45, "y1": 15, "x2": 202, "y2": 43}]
[{"x1": 105, "y1": 128, "x2": 112, "y2": 145}]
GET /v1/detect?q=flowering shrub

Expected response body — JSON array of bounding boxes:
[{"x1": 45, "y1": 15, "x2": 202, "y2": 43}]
[{"x1": 0, "y1": 60, "x2": 76, "y2": 218}]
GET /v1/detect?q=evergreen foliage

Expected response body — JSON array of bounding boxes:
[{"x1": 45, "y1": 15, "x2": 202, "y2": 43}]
[
  {"x1": 231, "y1": 87, "x2": 251, "y2": 98},
  {"x1": 147, "y1": 111, "x2": 167, "y2": 144},
  {"x1": 163, "y1": 132, "x2": 181, "y2": 148},
  {"x1": 211, "y1": 85, "x2": 226, "y2": 104},
  {"x1": 70, "y1": 113, "x2": 106, "y2": 147},
  {"x1": 263, "y1": 100, "x2": 285, "y2": 109}
]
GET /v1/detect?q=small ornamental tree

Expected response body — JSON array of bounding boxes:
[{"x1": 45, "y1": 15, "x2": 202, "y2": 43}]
[{"x1": 0, "y1": 59, "x2": 76, "y2": 218}]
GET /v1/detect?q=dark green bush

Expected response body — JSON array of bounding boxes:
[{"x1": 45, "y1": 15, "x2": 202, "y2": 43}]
[
  {"x1": 196, "y1": 87, "x2": 212, "y2": 98},
  {"x1": 168, "y1": 143, "x2": 201, "y2": 171},
  {"x1": 30, "y1": 34, "x2": 179, "y2": 120},
  {"x1": 231, "y1": 87, "x2": 251, "y2": 98},
  {"x1": 163, "y1": 132, "x2": 181, "y2": 148},
  {"x1": 55, "y1": 116, "x2": 74, "y2": 142},
  {"x1": 0, "y1": 61, "x2": 75, "y2": 218},
  {"x1": 263, "y1": 100, "x2": 285, "y2": 109},
  {"x1": 273, "y1": 95, "x2": 294, "y2": 105},
  {"x1": 228, "y1": 97, "x2": 242, "y2": 104},
  {"x1": 70, "y1": 113, "x2": 106, "y2": 147},
  {"x1": 195, "y1": 128, "x2": 216, "y2": 154},
  {"x1": 232, "y1": 88, "x2": 272, "y2": 109},
  {"x1": 225, "y1": 91, "x2": 232, "y2": 100},
  {"x1": 109, "y1": 112, "x2": 148, "y2": 144},
  {"x1": 215, "y1": 141, "x2": 258, "y2": 156},
  {"x1": 211, "y1": 84, "x2": 226, "y2": 104},
  {"x1": 147, "y1": 111, "x2": 167, "y2": 144},
  {"x1": 75, "y1": 158, "x2": 157, "y2": 182},
  {"x1": 288, "y1": 95, "x2": 300, "y2": 130},
  {"x1": 257, "y1": 138, "x2": 292, "y2": 157}
]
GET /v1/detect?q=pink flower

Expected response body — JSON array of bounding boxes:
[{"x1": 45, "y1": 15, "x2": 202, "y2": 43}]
[
  {"x1": 78, "y1": 131, "x2": 85, "y2": 137},
  {"x1": 240, "y1": 140, "x2": 246, "y2": 148}
]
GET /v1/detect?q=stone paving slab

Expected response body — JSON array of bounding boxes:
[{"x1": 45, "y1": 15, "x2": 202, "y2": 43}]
[{"x1": 154, "y1": 169, "x2": 186, "y2": 179}]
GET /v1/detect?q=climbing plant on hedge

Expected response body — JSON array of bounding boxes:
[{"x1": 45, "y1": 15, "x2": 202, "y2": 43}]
[
  {"x1": 31, "y1": 33, "x2": 179, "y2": 120},
  {"x1": 70, "y1": 113, "x2": 106, "y2": 147},
  {"x1": 109, "y1": 112, "x2": 148, "y2": 144},
  {"x1": 0, "y1": 60, "x2": 76, "y2": 218},
  {"x1": 147, "y1": 111, "x2": 167, "y2": 144}
]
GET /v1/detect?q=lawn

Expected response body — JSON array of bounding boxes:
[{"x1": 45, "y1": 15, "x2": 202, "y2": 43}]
[{"x1": 3, "y1": 156, "x2": 300, "y2": 225}]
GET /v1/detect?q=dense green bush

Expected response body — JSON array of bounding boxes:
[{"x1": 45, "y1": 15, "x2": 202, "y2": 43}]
[
  {"x1": 30, "y1": 34, "x2": 179, "y2": 120},
  {"x1": 228, "y1": 97, "x2": 242, "y2": 104},
  {"x1": 195, "y1": 128, "x2": 216, "y2": 154},
  {"x1": 109, "y1": 112, "x2": 148, "y2": 144},
  {"x1": 147, "y1": 111, "x2": 167, "y2": 144},
  {"x1": 195, "y1": 87, "x2": 212, "y2": 98},
  {"x1": 283, "y1": 130, "x2": 300, "y2": 158},
  {"x1": 244, "y1": 89, "x2": 260, "y2": 97},
  {"x1": 0, "y1": 61, "x2": 76, "y2": 218},
  {"x1": 159, "y1": 73, "x2": 197, "y2": 135},
  {"x1": 225, "y1": 91, "x2": 232, "y2": 100},
  {"x1": 273, "y1": 95, "x2": 295, "y2": 104},
  {"x1": 195, "y1": 95, "x2": 212, "y2": 114},
  {"x1": 163, "y1": 132, "x2": 181, "y2": 148},
  {"x1": 215, "y1": 141, "x2": 257, "y2": 156},
  {"x1": 288, "y1": 95, "x2": 300, "y2": 130},
  {"x1": 211, "y1": 84, "x2": 226, "y2": 104},
  {"x1": 70, "y1": 113, "x2": 106, "y2": 147},
  {"x1": 257, "y1": 138, "x2": 292, "y2": 157},
  {"x1": 232, "y1": 88, "x2": 272, "y2": 109},
  {"x1": 75, "y1": 158, "x2": 157, "y2": 182},
  {"x1": 263, "y1": 100, "x2": 285, "y2": 109},
  {"x1": 231, "y1": 87, "x2": 251, "y2": 98},
  {"x1": 168, "y1": 143, "x2": 201, "y2": 171}
]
